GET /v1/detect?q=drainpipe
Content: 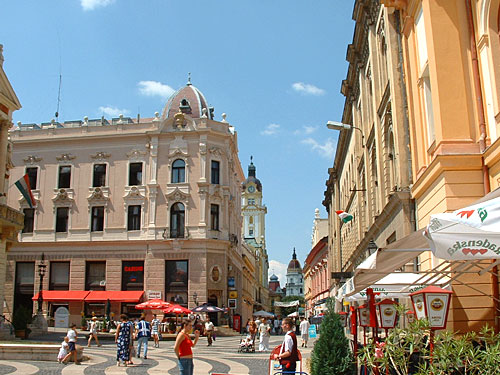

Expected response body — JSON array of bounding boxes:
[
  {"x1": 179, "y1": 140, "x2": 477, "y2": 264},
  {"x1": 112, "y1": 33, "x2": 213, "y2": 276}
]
[{"x1": 465, "y1": 0, "x2": 498, "y2": 332}]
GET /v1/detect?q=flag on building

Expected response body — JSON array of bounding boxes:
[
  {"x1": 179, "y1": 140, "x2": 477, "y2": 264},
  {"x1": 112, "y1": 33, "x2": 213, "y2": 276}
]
[
  {"x1": 336, "y1": 210, "x2": 353, "y2": 223},
  {"x1": 14, "y1": 174, "x2": 35, "y2": 208}
]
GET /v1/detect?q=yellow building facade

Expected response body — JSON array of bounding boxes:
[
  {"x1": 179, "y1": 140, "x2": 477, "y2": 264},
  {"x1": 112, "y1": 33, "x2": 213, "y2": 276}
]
[{"x1": 394, "y1": 0, "x2": 500, "y2": 332}]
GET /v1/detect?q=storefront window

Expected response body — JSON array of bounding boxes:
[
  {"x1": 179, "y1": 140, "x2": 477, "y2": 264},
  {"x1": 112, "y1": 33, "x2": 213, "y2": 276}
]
[
  {"x1": 165, "y1": 260, "x2": 188, "y2": 306},
  {"x1": 14, "y1": 262, "x2": 34, "y2": 314},
  {"x1": 122, "y1": 261, "x2": 144, "y2": 291}
]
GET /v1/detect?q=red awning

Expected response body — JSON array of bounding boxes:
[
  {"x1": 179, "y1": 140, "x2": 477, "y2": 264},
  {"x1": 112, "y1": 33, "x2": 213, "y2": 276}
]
[
  {"x1": 84, "y1": 291, "x2": 144, "y2": 303},
  {"x1": 32, "y1": 291, "x2": 90, "y2": 302}
]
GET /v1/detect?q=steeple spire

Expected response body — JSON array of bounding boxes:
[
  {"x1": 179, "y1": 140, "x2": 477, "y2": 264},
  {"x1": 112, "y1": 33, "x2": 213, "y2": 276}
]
[
  {"x1": 248, "y1": 156, "x2": 256, "y2": 177},
  {"x1": 292, "y1": 247, "x2": 297, "y2": 260},
  {"x1": 187, "y1": 72, "x2": 192, "y2": 86}
]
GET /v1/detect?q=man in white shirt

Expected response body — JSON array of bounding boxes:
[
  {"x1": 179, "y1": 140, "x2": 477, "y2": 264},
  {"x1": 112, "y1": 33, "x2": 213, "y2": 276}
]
[
  {"x1": 62, "y1": 324, "x2": 80, "y2": 365},
  {"x1": 273, "y1": 318, "x2": 298, "y2": 373},
  {"x1": 299, "y1": 317, "x2": 311, "y2": 347},
  {"x1": 204, "y1": 317, "x2": 215, "y2": 346}
]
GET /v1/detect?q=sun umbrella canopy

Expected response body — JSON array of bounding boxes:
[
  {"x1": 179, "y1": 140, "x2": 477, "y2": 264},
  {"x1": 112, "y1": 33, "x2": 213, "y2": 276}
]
[
  {"x1": 191, "y1": 303, "x2": 225, "y2": 313},
  {"x1": 253, "y1": 310, "x2": 274, "y2": 317},
  {"x1": 163, "y1": 304, "x2": 192, "y2": 315},
  {"x1": 426, "y1": 196, "x2": 500, "y2": 260},
  {"x1": 135, "y1": 299, "x2": 170, "y2": 310}
]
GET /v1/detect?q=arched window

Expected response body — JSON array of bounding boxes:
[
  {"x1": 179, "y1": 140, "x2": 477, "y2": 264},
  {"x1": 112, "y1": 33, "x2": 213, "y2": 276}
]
[
  {"x1": 170, "y1": 203, "x2": 185, "y2": 238},
  {"x1": 171, "y1": 159, "x2": 186, "y2": 183}
]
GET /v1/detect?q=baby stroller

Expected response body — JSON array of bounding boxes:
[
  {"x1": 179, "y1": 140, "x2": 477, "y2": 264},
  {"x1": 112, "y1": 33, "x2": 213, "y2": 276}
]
[{"x1": 238, "y1": 332, "x2": 256, "y2": 353}]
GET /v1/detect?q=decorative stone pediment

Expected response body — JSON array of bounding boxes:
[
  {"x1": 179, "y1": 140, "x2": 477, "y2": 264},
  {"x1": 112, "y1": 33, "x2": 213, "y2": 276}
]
[
  {"x1": 166, "y1": 187, "x2": 189, "y2": 204},
  {"x1": 88, "y1": 187, "x2": 110, "y2": 204},
  {"x1": 123, "y1": 186, "x2": 146, "y2": 200},
  {"x1": 91, "y1": 152, "x2": 111, "y2": 161},
  {"x1": 56, "y1": 153, "x2": 76, "y2": 163},
  {"x1": 52, "y1": 188, "x2": 74, "y2": 211},
  {"x1": 23, "y1": 155, "x2": 42, "y2": 165},
  {"x1": 209, "y1": 146, "x2": 223, "y2": 156},
  {"x1": 126, "y1": 149, "x2": 147, "y2": 161},
  {"x1": 169, "y1": 135, "x2": 188, "y2": 157}
]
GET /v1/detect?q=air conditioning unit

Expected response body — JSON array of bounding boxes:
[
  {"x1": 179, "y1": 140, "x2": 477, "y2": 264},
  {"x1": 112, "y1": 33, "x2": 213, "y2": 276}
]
[{"x1": 99, "y1": 280, "x2": 106, "y2": 286}]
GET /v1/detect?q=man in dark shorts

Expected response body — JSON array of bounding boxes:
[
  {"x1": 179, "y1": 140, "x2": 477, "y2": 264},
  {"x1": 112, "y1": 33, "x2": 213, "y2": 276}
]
[{"x1": 62, "y1": 323, "x2": 80, "y2": 365}]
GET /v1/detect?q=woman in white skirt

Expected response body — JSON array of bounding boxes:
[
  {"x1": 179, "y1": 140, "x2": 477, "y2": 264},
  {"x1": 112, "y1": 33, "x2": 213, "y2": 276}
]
[{"x1": 258, "y1": 318, "x2": 271, "y2": 352}]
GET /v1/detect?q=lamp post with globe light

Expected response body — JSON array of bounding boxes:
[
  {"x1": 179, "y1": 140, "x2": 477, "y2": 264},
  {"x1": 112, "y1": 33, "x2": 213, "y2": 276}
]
[{"x1": 37, "y1": 253, "x2": 46, "y2": 314}]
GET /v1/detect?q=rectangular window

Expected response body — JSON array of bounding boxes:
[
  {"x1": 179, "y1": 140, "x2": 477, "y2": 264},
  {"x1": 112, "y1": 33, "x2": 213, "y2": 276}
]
[
  {"x1": 127, "y1": 205, "x2": 141, "y2": 231},
  {"x1": 26, "y1": 167, "x2": 37, "y2": 190},
  {"x1": 85, "y1": 261, "x2": 106, "y2": 291},
  {"x1": 211, "y1": 160, "x2": 220, "y2": 184},
  {"x1": 14, "y1": 262, "x2": 35, "y2": 313},
  {"x1": 92, "y1": 164, "x2": 106, "y2": 187},
  {"x1": 129, "y1": 163, "x2": 143, "y2": 186},
  {"x1": 22, "y1": 208, "x2": 35, "y2": 233},
  {"x1": 165, "y1": 260, "x2": 188, "y2": 306},
  {"x1": 210, "y1": 204, "x2": 219, "y2": 230},
  {"x1": 49, "y1": 262, "x2": 70, "y2": 290},
  {"x1": 58, "y1": 166, "x2": 71, "y2": 189},
  {"x1": 55, "y1": 207, "x2": 69, "y2": 233},
  {"x1": 91, "y1": 206, "x2": 104, "y2": 232},
  {"x1": 122, "y1": 261, "x2": 144, "y2": 291}
]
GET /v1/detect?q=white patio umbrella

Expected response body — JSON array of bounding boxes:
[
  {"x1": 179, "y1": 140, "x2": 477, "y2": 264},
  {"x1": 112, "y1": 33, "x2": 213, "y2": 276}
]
[
  {"x1": 287, "y1": 311, "x2": 299, "y2": 317},
  {"x1": 426, "y1": 194, "x2": 500, "y2": 260}
]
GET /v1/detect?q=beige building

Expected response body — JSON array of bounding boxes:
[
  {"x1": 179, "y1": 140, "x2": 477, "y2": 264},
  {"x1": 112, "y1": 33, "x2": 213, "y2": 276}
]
[
  {"x1": 0, "y1": 45, "x2": 24, "y2": 325},
  {"x1": 4, "y1": 81, "x2": 248, "y2": 326},
  {"x1": 324, "y1": 0, "x2": 415, "y2": 296}
]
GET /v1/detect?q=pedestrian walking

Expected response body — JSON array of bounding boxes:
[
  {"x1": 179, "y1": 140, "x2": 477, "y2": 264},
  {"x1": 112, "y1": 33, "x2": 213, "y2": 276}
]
[
  {"x1": 151, "y1": 314, "x2": 161, "y2": 348},
  {"x1": 258, "y1": 317, "x2": 271, "y2": 352},
  {"x1": 299, "y1": 316, "x2": 310, "y2": 347},
  {"x1": 87, "y1": 317, "x2": 102, "y2": 347},
  {"x1": 204, "y1": 316, "x2": 214, "y2": 346},
  {"x1": 115, "y1": 314, "x2": 133, "y2": 367},
  {"x1": 57, "y1": 336, "x2": 69, "y2": 363},
  {"x1": 273, "y1": 317, "x2": 298, "y2": 373},
  {"x1": 174, "y1": 319, "x2": 200, "y2": 375},
  {"x1": 273, "y1": 318, "x2": 280, "y2": 335},
  {"x1": 135, "y1": 314, "x2": 151, "y2": 359},
  {"x1": 61, "y1": 324, "x2": 80, "y2": 365}
]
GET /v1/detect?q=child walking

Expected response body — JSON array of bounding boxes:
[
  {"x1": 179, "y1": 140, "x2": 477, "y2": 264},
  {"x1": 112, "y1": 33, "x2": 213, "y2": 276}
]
[{"x1": 57, "y1": 336, "x2": 69, "y2": 363}]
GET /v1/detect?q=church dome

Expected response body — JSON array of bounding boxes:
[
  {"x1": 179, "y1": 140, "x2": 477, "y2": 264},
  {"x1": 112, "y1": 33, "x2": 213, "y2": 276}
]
[
  {"x1": 270, "y1": 274, "x2": 279, "y2": 282},
  {"x1": 287, "y1": 248, "x2": 302, "y2": 272},
  {"x1": 242, "y1": 157, "x2": 262, "y2": 192},
  {"x1": 162, "y1": 79, "x2": 213, "y2": 120}
]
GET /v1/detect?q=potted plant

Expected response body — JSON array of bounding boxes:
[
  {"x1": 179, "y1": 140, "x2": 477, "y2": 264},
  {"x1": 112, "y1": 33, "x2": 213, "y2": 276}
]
[{"x1": 12, "y1": 305, "x2": 32, "y2": 339}]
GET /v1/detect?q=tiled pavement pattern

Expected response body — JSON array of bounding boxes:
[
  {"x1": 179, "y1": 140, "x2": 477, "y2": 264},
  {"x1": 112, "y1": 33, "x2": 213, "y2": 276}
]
[{"x1": 0, "y1": 335, "x2": 315, "y2": 374}]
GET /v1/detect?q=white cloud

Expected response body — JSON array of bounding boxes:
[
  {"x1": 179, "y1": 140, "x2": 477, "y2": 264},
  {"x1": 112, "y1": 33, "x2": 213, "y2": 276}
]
[
  {"x1": 294, "y1": 125, "x2": 318, "y2": 135},
  {"x1": 269, "y1": 260, "x2": 288, "y2": 288},
  {"x1": 261, "y1": 123, "x2": 280, "y2": 136},
  {"x1": 138, "y1": 81, "x2": 176, "y2": 100},
  {"x1": 301, "y1": 137, "x2": 336, "y2": 159},
  {"x1": 292, "y1": 82, "x2": 326, "y2": 96},
  {"x1": 98, "y1": 106, "x2": 130, "y2": 117},
  {"x1": 81, "y1": 0, "x2": 115, "y2": 11}
]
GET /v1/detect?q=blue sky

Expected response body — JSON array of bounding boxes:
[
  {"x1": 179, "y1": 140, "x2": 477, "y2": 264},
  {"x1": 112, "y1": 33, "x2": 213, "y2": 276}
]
[{"x1": 1, "y1": 0, "x2": 355, "y2": 286}]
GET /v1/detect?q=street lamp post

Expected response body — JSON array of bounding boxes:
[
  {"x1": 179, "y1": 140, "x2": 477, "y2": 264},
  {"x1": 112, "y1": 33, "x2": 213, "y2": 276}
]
[
  {"x1": 37, "y1": 253, "x2": 47, "y2": 314},
  {"x1": 326, "y1": 121, "x2": 366, "y2": 148}
]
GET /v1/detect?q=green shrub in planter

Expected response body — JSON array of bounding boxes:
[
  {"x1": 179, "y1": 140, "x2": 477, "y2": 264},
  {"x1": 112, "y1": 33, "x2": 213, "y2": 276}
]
[
  {"x1": 12, "y1": 305, "x2": 33, "y2": 337},
  {"x1": 310, "y1": 298, "x2": 355, "y2": 375}
]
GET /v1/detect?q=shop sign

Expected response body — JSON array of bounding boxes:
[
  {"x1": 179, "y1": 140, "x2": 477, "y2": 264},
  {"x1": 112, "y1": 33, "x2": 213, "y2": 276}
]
[
  {"x1": 229, "y1": 291, "x2": 238, "y2": 299},
  {"x1": 308, "y1": 324, "x2": 317, "y2": 338},
  {"x1": 426, "y1": 293, "x2": 450, "y2": 328},
  {"x1": 228, "y1": 298, "x2": 237, "y2": 309},
  {"x1": 147, "y1": 290, "x2": 162, "y2": 300},
  {"x1": 227, "y1": 277, "x2": 235, "y2": 288}
]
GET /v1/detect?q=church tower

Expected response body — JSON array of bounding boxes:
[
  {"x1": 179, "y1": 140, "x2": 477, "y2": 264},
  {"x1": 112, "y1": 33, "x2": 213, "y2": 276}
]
[
  {"x1": 285, "y1": 248, "x2": 304, "y2": 297},
  {"x1": 242, "y1": 157, "x2": 267, "y2": 243}
]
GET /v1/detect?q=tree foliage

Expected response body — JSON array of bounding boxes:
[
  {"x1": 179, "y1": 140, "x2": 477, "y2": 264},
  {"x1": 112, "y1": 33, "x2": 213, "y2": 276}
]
[{"x1": 310, "y1": 298, "x2": 355, "y2": 375}]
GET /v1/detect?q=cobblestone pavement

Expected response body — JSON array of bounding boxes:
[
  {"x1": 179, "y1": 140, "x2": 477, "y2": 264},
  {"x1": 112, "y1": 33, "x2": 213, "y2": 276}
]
[{"x1": 0, "y1": 334, "x2": 316, "y2": 374}]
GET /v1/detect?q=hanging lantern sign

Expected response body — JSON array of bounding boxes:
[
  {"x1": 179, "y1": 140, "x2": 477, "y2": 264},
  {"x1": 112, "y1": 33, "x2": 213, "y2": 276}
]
[
  {"x1": 376, "y1": 299, "x2": 398, "y2": 329},
  {"x1": 406, "y1": 310, "x2": 415, "y2": 324},
  {"x1": 338, "y1": 311, "x2": 348, "y2": 327},
  {"x1": 358, "y1": 304, "x2": 370, "y2": 327},
  {"x1": 410, "y1": 286, "x2": 453, "y2": 329}
]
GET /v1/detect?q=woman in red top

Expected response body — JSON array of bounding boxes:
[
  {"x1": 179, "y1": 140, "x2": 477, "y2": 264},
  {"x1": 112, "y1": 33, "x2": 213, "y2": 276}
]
[{"x1": 174, "y1": 319, "x2": 200, "y2": 375}]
